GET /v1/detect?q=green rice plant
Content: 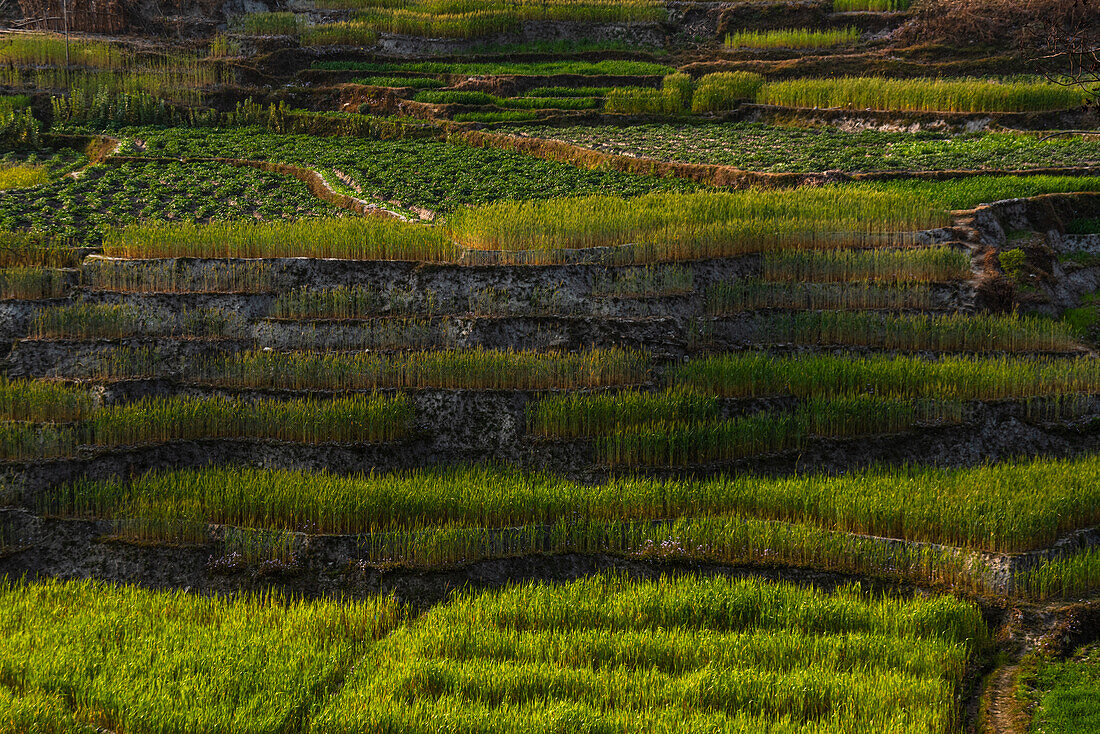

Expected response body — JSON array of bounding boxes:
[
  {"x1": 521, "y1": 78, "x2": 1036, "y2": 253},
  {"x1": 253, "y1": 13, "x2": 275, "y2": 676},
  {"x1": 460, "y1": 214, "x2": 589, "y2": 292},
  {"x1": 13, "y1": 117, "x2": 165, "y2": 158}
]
[
  {"x1": 82, "y1": 259, "x2": 275, "y2": 293},
  {"x1": 706, "y1": 280, "x2": 936, "y2": 313},
  {"x1": 662, "y1": 72, "x2": 694, "y2": 109},
  {"x1": 0, "y1": 34, "x2": 127, "y2": 68},
  {"x1": 414, "y1": 90, "x2": 497, "y2": 105},
  {"x1": 591, "y1": 265, "x2": 693, "y2": 298},
  {"x1": 31, "y1": 303, "x2": 140, "y2": 339},
  {"x1": 269, "y1": 286, "x2": 386, "y2": 319},
  {"x1": 102, "y1": 218, "x2": 458, "y2": 262},
  {"x1": 0, "y1": 165, "x2": 48, "y2": 190},
  {"x1": 231, "y1": 11, "x2": 304, "y2": 35},
  {"x1": 757, "y1": 77, "x2": 1086, "y2": 113},
  {"x1": 0, "y1": 578, "x2": 403, "y2": 731},
  {"x1": 452, "y1": 110, "x2": 539, "y2": 123},
  {"x1": 352, "y1": 75, "x2": 445, "y2": 88},
  {"x1": 50, "y1": 453, "x2": 1100, "y2": 553},
  {"x1": 673, "y1": 352, "x2": 1100, "y2": 401},
  {"x1": 315, "y1": 574, "x2": 985, "y2": 732},
  {"x1": 0, "y1": 378, "x2": 93, "y2": 422},
  {"x1": 0, "y1": 231, "x2": 78, "y2": 268},
  {"x1": 197, "y1": 348, "x2": 649, "y2": 390},
  {"x1": 529, "y1": 388, "x2": 718, "y2": 439},
  {"x1": 765, "y1": 311, "x2": 1080, "y2": 352},
  {"x1": 605, "y1": 87, "x2": 683, "y2": 115},
  {"x1": 833, "y1": 0, "x2": 910, "y2": 9},
  {"x1": 762, "y1": 247, "x2": 972, "y2": 283},
  {"x1": 0, "y1": 267, "x2": 67, "y2": 300},
  {"x1": 1013, "y1": 548, "x2": 1100, "y2": 600},
  {"x1": 73, "y1": 345, "x2": 161, "y2": 381},
  {"x1": 0, "y1": 421, "x2": 76, "y2": 460},
  {"x1": 691, "y1": 72, "x2": 765, "y2": 113},
  {"x1": 281, "y1": 317, "x2": 442, "y2": 351},
  {"x1": 448, "y1": 187, "x2": 947, "y2": 256},
  {"x1": 873, "y1": 175, "x2": 1100, "y2": 211},
  {"x1": 596, "y1": 395, "x2": 963, "y2": 466},
  {"x1": 496, "y1": 96, "x2": 601, "y2": 110},
  {"x1": 86, "y1": 393, "x2": 412, "y2": 447},
  {"x1": 725, "y1": 28, "x2": 859, "y2": 49}
]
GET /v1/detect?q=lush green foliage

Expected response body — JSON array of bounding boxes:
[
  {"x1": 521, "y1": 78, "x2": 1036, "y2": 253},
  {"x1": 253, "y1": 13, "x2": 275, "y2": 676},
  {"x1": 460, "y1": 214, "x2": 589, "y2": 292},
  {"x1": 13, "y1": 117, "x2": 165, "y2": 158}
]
[
  {"x1": 52, "y1": 455, "x2": 1100, "y2": 553},
  {"x1": 762, "y1": 247, "x2": 971, "y2": 282},
  {"x1": 315, "y1": 575, "x2": 984, "y2": 733},
  {"x1": 1016, "y1": 643, "x2": 1100, "y2": 734},
  {"x1": 0, "y1": 578, "x2": 403, "y2": 732},
  {"x1": 0, "y1": 160, "x2": 337, "y2": 244},
  {"x1": 691, "y1": 72, "x2": 765, "y2": 113},
  {"x1": 1014, "y1": 549, "x2": 1100, "y2": 600},
  {"x1": 126, "y1": 127, "x2": 693, "y2": 213},
  {"x1": 508, "y1": 123, "x2": 1100, "y2": 173}
]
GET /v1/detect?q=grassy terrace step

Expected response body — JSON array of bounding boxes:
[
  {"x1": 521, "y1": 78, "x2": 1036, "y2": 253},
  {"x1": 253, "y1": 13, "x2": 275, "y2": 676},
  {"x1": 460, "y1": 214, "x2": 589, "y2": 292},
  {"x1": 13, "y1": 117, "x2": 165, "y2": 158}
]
[
  {"x1": 34, "y1": 454, "x2": 1100, "y2": 555},
  {"x1": 0, "y1": 575, "x2": 984, "y2": 732},
  {"x1": 0, "y1": 393, "x2": 412, "y2": 460}
]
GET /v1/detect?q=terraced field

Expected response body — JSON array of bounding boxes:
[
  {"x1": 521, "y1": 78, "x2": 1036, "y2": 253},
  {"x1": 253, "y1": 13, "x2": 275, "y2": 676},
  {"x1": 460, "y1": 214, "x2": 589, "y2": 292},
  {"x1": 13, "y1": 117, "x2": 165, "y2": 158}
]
[{"x1": 0, "y1": 1, "x2": 1098, "y2": 731}]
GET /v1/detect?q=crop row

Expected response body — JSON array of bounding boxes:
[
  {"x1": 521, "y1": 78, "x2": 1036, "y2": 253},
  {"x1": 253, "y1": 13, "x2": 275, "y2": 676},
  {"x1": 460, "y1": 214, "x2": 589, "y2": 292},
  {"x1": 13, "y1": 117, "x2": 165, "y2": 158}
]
[
  {"x1": 606, "y1": 73, "x2": 1085, "y2": 115},
  {"x1": 1013, "y1": 548, "x2": 1100, "y2": 600},
  {"x1": 671, "y1": 352, "x2": 1100, "y2": 401},
  {"x1": 706, "y1": 281, "x2": 938, "y2": 313},
  {"x1": 0, "y1": 575, "x2": 980, "y2": 733},
  {"x1": 0, "y1": 393, "x2": 411, "y2": 460},
  {"x1": 47, "y1": 455, "x2": 1100, "y2": 553},
  {"x1": 725, "y1": 28, "x2": 860, "y2": 50},
  {"x1": 0, "y1": 266, "x2": 67, "y2": 300},
  {"x1": 507, "y1": 122, "x2": 1100, "y2": 175}
]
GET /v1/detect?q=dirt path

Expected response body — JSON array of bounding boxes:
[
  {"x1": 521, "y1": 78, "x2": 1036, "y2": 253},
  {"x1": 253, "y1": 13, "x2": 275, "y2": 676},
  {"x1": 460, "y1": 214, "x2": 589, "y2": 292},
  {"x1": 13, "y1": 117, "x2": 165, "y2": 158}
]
[{"x1": 985, "y1": 663, "x2": 1025, "y2": 734}]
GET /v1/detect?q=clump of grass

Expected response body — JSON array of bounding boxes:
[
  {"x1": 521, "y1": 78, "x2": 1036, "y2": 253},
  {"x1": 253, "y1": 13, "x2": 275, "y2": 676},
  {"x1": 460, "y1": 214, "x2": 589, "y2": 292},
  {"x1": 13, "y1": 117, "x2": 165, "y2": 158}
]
[
  {"x1": 725, "y1": 28, "x2": 859, "y2": 49},
  {"x1": 530, "y1": 388, "x2": 718, "y2": 438},
  {"x1": 82, "y1": 259, "x2": 275, "y2": 294},
  {"x1": 414, "y1": 90, "x2": 497, "y2": 105},
  {"x1": 102, "y1": 218, "x2": 458, "y2": 262},
  {"x1": 673, "y1": 352, "x2": 1100, "y2": 401},
  {"x1": 591, "y1": 265, "x2": 693, "y2": 298},
  {"x1": 707, "y1": 280, "x2": 935, "y2": 313},
  {"x1": 0, "y1": 164, "x2": 48, "y2": 190},
  {"x1": 452, "y1": 110, "x2": 539, "y2": 123},
  {"x1": 762, "y1": 247, "x2": 971, "y2": 282},
  {"x1": 269, "y1": 286, "x2": 386, "y2": 319},
  {"x1": 0, "y1": 378, "x2": 93, "y2": 422},
  {"x1": 691, "y1": 72, "x2": 765, "y2": 113},
  {"x1": 1014, "y1": 549, "x2": 1100, "y2": 600},
  {"x1": 0, "y1": 267, "x2": 67, "y2": 300},
  {"x1": 31, "y1": 303, "x2": 140, "y2": 339},
  {"x1": 197, "y1": 348, "x2": 649, "y2": 390},
  {"x1": 757, "y1": 77, "x2": 1085, "y2": 113},
  {"x1": 605, "y1": 87, "x2": 682, "y2": 115},
  {"x1": 765, "y1": 311, "x2": 1079, "y2": 352}
]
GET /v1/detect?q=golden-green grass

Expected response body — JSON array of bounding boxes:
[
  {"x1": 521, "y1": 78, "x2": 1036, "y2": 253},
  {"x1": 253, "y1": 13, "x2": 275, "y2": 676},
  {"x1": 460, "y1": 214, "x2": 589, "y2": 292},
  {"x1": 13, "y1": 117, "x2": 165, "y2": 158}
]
[
  {"x1": 0, "y1": 578, "x2": 403, "y2": 732},
  {"x1": 0, "y1": 165, "x2": 48, "y2": 190},
  {"x1": 725, "y1": 28, "x2": 859, "y2": 49}
]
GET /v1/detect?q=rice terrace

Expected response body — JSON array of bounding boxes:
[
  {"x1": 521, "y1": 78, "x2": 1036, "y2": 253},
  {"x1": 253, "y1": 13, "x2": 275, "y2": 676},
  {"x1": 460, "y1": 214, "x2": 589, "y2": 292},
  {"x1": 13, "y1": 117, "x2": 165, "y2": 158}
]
[{"x1": 0, "y1": 0, "x2": 1099, "y2": 730}]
